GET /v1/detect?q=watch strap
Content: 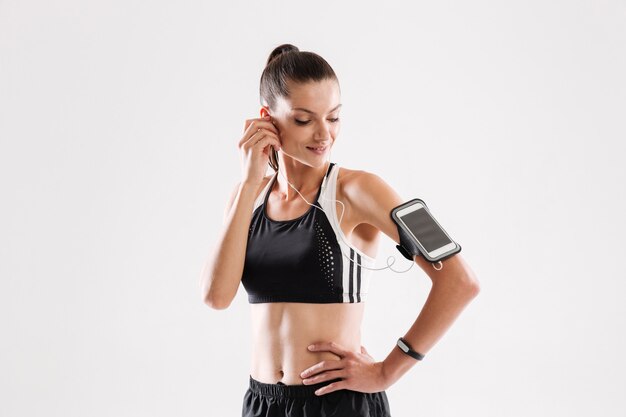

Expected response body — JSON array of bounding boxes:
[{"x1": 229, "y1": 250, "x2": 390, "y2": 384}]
[{"x1": 396, "y1": 337, "x2": 425, "y2": 361}]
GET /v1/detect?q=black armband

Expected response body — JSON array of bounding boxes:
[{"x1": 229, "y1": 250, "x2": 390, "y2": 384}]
[
  {"x1": 393, "y1": 218, "x2": 422, "y2": 261},
  {"x1": 389, "y1": 198, "x2": 462, "y2": 263}
]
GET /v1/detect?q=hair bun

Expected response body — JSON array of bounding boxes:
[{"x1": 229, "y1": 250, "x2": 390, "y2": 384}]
[{"x1": 266, "y1": 43, "x2": 299, "y2": 66}]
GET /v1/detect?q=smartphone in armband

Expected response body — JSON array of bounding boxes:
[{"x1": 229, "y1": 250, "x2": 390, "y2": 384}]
[{"x1": 391, "y1": 198, "x2": 461, "y2": 263}]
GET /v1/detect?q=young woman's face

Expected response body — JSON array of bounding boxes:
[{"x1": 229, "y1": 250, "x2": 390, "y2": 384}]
[{"x1": 265, "y1": 79, "x2": 341, "y2": 167}]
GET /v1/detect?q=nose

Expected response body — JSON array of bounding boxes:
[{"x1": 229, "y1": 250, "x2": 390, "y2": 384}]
[{"x1": 314, "y1": 120, "x2": 334, "y2": 141}]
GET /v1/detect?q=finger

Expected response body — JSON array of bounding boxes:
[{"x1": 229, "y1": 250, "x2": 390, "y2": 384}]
[
  {"x1": 251, "y1": 135, "x2": 282, "y2": 153},
  {"x1": 243, "y1": 130, "x2": 281, "y2": 151},
  {"x1": 302, "y1": 369, "x2": 344, "y2": 385},
  {"x1": 300, "y1": 358, "x2": 343, "y2": 378},
  {"x1": 239, "y1": 126, "x2": 268, "y2": 148},
  {"x1": 257, "y1": 120, "x2": 280, "y2": 136},
  {"x1": 244, "y1": 127, "x2": 280, "y2": 147},
  {"x1": 243, "y1": 117, "x2": 275, "y2": 132},
  {"x1": 244, "y1": 118, "x2": 280, "y2": 136},
  {"x1": 360, "y1": 346, "x2": 374, "y2": 360},
  {"x1": 253, "y1": 131, "x2": 281, "y2": 148},
  {"x1": 315, "y1": 380, "x2": 348, "y2": 396},
  {"x1": 360, "y1": 345, "x2": 373, "y2": 357},
  {"x1": 308, "y1": 341, "x2": 348, "y2": 358}
]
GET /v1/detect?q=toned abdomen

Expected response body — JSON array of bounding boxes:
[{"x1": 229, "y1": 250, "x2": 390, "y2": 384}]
[{"x1": 249, "y1": 302, "x2": 364, "y2": 385}]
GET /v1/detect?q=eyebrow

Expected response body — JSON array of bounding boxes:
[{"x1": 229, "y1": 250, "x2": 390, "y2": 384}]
[{"x1": 291, "y1": 104, "x2": 342, "y2": 115}]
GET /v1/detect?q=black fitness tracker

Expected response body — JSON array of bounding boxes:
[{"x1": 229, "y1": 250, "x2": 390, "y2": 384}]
[{"x1": 396, "y1": 337, "x2": 425, "y2": 361}]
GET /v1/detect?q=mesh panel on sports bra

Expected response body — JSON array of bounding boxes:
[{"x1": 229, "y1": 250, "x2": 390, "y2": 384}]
[{"x1": 240, "y1": 162, "x2": 376, "y2": 304}]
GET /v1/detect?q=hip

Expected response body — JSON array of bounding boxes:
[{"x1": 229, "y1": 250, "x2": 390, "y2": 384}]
[{"x1": 242, "y1": 375, "x2": 392, "y2": 417}]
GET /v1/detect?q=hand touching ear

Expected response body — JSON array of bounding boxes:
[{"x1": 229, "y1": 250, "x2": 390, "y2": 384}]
[{"x1": 239, "y1": 114, "x2": 281, "y2": 186}]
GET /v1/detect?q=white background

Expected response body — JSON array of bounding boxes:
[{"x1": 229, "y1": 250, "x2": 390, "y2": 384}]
[{"x1": 1, "y1": 1, "x2": 625, "y2": 416}]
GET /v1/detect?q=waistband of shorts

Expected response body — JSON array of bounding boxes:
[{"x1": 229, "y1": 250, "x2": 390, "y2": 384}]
[{"x1": 248, "y1": 375, "x2": 343, "y2": 398}]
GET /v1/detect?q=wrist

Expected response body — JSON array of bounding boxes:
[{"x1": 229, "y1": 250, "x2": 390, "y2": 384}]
[
  {"x1": 397, "y1": 337, "x2": 425, "y2": 361},
  {"x1": 381, "y1": 344, "x2": 419, "y2": 387},
  {"x1": 241, "y1": 180, "x2": 263, "y2": 191},
  {"x1": 375, "y1": 361, "x2": 391, "y2": 391}
]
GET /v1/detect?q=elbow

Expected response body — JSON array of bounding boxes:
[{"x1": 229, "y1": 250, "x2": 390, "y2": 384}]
[
  {"x1": 203, "y1": 292, "x2": 232, "y2": 310},
  {"x1": 202, "y1": 286, "x2": 234, "y2": 310},
  {"x1": 438, "y1": 271, "x2": 480, "y2": 299},
  {"x1": 199, "y1": 267, "x2": 233, "y2": 310},
  {"x1": 463, "y1": 273, "x2": 481, "y2": 299},
  {"x1": 204, "y1": 296, "x2": 231, "y2": 310}
]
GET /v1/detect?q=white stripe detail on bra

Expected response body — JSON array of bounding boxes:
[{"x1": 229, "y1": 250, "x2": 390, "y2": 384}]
[
  {"x1": 251, "y1": 164, "x2": 376, "y2": 303},
  {"x1": 318, "y1": 163, "x2": 376, "y2": 303}
]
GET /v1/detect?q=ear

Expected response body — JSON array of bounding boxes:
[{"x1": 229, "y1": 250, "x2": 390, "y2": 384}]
[{"x1": 260, "y1": 107, "x2": 270, "y2": 118}]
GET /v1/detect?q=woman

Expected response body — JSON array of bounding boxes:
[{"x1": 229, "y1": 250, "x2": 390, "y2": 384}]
[{"x1": 200, "y1": 43, "x2": 480, "y2": 417}]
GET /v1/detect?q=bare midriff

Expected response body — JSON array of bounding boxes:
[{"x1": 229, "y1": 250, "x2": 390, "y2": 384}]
[{"x1": 249, "y1": 301, "x2": 365, "y2": 385}]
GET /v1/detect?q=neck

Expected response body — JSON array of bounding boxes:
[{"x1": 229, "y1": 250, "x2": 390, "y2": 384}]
[{"x1": 274, "y1": 157, "x2": 330, "y2": 202}]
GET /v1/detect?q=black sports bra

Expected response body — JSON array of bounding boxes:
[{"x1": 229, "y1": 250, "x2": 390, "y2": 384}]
[{"x1": 240, "y1": 162, "x2": 376, "y2": 304}]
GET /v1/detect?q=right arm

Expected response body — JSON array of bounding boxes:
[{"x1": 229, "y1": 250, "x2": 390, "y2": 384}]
[
  {"x1": 199, "y1": 113, "x2": 282, "y2": 310},
  {"x1": 199, "y1": 180, "x2": 262, "y2": 310}
]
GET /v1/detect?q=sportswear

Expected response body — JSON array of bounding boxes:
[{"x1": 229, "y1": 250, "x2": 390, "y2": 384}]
[
  {"x1": 240, "y1": 162, "x2": 376, "y2": 303},
  {"x1": 241, "y1": 375, "x2": 392, "y2": 417}
]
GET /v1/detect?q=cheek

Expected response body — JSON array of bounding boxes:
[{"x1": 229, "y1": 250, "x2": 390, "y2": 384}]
[
  {"x1": 282, "y1": 125, "x2": 310, "y2": 138},
  {"x1": 276, "y1": 130, "x2": 301, "y2": 148}
]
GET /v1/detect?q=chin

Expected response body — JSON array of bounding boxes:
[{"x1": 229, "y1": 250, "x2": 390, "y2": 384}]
[
  {"x1": 283, "y1": 149, "x2": 332, "y2": 168},
  {"x1": 308, "y1": 155, "x2": 332, "y2": 168}
]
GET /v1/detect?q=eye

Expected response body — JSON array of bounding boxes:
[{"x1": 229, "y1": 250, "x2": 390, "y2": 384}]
[{"x1": 294, "y1": 117, "x2": 340, "y2": 125}]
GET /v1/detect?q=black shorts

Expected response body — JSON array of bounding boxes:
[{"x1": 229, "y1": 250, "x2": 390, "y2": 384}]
[{"x1": 242, "y1": 375, "x2": 392, "y2": 417}]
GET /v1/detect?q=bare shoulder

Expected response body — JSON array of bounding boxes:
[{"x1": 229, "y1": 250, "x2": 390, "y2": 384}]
[
  {"x1": 336, "y1": 165, "x2": 404, "y2": 242},
  {"x1": 337, "y1": 165, "x2": 480, "y2": 286},
  {"x1": 337, "y1": 166, "x2": 403, "y2": 211}
]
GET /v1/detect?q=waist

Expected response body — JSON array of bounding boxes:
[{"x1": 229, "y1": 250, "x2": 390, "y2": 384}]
[
  {"x1": 247, "y1": 374, "x2": 344, "y2": 397},
  {"x1": 249, "y1": 302, "x2": 364, "y2": 385}
]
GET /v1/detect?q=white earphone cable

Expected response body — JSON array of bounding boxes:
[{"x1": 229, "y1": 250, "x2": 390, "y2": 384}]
[{"x1": 274, "y1": 148, "x2": 415, "y2": 274}]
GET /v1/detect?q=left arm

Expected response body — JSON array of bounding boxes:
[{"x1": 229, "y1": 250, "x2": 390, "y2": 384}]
[
  {"x1": 301, "y1": 171, "x2": 480, "y2": 395},
  {"x1": 380, "y1": 252, "x2": 480, "y2": 387}
]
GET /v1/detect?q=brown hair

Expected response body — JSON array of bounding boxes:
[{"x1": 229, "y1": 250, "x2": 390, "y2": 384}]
[{"x1": 259, "y1": 43, "x2": 339, "y2": 172}]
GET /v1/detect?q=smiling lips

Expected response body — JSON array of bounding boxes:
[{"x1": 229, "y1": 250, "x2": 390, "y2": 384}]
[{"x1": 307, "y1": 145, "x2": 328, "y2": 154}]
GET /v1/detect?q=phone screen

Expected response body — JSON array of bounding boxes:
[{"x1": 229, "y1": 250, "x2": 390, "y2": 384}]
[{"x1": 399, "y1": 207, "x2": 452, "y2": 253}]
